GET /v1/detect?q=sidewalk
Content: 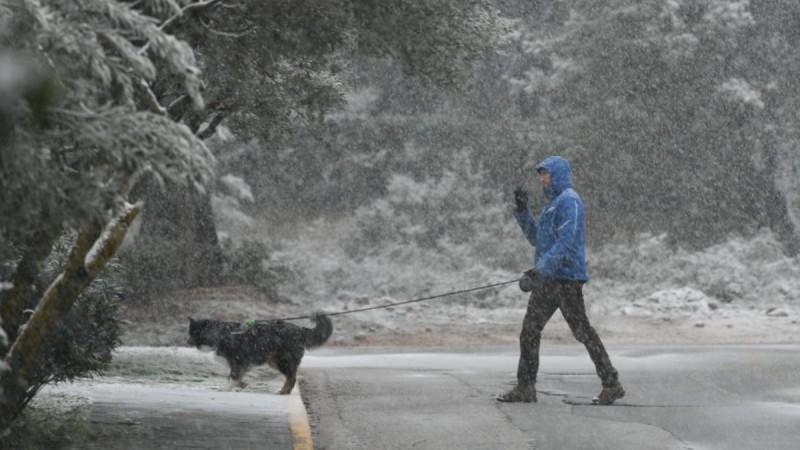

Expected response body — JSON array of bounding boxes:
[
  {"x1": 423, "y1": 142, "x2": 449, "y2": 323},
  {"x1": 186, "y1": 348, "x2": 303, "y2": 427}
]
[{"x1": 82, "y1": 381, "x2": 312, "y2": 450}]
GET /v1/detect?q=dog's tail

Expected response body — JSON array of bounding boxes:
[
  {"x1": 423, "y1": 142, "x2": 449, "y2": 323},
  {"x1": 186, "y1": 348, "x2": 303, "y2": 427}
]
[{"x1": 303, "y1": 312, "x2": 333, "y2": 349}]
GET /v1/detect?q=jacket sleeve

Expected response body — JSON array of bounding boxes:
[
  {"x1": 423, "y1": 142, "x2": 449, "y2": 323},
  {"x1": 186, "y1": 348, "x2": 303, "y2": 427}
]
[
  {"x1": 535, "y1": 197, "x2": 582, "y2": 277},
  {"x1": 513, "y1": 208, "x2": 537, "y2": 247}
]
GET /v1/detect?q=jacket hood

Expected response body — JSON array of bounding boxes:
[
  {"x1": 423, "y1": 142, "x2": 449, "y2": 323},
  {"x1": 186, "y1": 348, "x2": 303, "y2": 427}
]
[{"x1": 535, "y1": 156, "x2": 573, "y2": 200}]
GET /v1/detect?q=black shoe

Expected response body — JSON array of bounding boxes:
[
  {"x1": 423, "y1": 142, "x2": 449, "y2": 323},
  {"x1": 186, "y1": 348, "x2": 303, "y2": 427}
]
[
  {"x1": 592, "y1": 385, "x2": 625, "y2": 405},
  {"x1": 496, "y1": 386, "x2": 537, "y2": 403}
]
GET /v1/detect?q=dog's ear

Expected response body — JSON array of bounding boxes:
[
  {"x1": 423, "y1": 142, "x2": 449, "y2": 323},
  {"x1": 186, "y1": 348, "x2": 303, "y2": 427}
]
[{"x1": 188, "y1": 317, "x2": 194, "y2": 323}]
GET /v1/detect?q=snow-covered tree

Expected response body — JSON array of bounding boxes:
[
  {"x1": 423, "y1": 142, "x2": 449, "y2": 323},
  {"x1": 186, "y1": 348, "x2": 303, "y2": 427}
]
[
  {"x1": 0, "y1": 0, "x2": 214, "y2": 430},
  {"x1": 511, "y1": 0, "x2": 800, "y2": 253},
  {"x1": 125, "y1": 0, "x2": 510, "y2": 294}
]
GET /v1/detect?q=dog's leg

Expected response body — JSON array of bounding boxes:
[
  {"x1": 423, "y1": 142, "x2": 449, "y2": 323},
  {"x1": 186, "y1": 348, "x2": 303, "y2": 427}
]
[
  {"x1": 276, "y1": 356, "x2": 299, "y2": 395},
  {"x1": 229, "y1": 377, "x2": 248, "y2": 390},
  {"x1": 279, "y1": 371, "x2": 296, "y2": 395},
  {"x1": 222, "y1": 363, "x2": 248, "y2": 391}
]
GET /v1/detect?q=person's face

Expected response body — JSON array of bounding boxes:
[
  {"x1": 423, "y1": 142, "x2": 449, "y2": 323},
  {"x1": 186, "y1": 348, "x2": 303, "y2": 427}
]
[{"x1": 538, "y1": 170, "x2": 552, "y2": 188}]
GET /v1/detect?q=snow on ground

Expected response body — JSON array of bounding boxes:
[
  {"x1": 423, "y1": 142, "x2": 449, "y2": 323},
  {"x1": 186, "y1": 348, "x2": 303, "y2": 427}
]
[{"x1": 7, "y1": 347, "x2": 286, "y2": 449}]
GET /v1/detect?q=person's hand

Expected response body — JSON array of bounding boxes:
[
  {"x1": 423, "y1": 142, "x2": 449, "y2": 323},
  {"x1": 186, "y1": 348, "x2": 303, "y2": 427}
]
[
  {"x1": 513, "y1": 187, "x2": 528, "y2": 212},
  {"x1": 519, "y1": 269, "x2": 538, "y2": 292}
]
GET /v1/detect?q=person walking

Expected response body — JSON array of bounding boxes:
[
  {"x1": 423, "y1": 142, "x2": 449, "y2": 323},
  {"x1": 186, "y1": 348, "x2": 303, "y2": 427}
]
[{"x1": 496, "y1": 155, "x2": 624, "y2": 405}]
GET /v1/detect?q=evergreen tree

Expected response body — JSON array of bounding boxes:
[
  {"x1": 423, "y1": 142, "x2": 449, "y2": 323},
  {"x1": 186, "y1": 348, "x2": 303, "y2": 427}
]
[
  {"x1": 0, "y1": 0, "x2": 214, "y2": 430},
  {"x1": 513, "y1": 0, "x2": 800, "y2": 252},
  {"x1": 125, "y1": 0, "x2": 511, "y2": 293}
]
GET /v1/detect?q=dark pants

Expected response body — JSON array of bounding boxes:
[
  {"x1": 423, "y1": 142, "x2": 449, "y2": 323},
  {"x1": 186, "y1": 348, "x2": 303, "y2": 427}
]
[{"x1": 517, "y1": 280, "x2": 620, "y2": 388}]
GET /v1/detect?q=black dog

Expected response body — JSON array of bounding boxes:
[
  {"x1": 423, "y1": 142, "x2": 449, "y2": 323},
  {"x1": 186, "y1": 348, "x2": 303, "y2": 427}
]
[{"x1": 187, "y1": 313, "x2": 332, "y2": 394}]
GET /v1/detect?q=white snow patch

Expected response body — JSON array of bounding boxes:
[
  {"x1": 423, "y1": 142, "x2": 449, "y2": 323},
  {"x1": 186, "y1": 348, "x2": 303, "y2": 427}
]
[
  {"x1": 717, "y1": 78, "x2": 764, "y2": 109},
  {"x1": 623, "y1": 287, "x2": 713, "y2": 320},
  {"x1": 219, "y1": 174, "x2": 254, "y2": 203}
]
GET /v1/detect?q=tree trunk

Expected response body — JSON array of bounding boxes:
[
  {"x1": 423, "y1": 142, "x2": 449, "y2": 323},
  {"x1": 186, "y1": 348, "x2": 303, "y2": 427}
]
[
  {"x1": 765, "y1": 189, "x2": 800, "y2": 256},
  {"x1": 762, "y1": 148, "x2": 800, "y2": 256},
  {"x1": 132, "y1": 175, "x2": 225, "y2": 289},
  {"x1": 0, "y1": 204, "x2": 139, "y2": 431}
]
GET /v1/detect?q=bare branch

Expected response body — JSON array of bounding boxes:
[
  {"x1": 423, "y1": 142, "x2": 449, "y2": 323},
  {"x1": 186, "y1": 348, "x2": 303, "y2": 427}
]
[
  {"x1": 158, "y1": 0, "x2": 222, "y2": 31},
  {"x1": 140, "y1": 0, "x2": 223, "y2": 54},
  {"x1": 198, "y1": 111, "x2": 226, "y2": 139},
  {"x1": 199, "y1": 17, "x2": 251, "y2": 38},
  {"x1": 137, "y1": 79, "x2": 168, "y2": 115}
]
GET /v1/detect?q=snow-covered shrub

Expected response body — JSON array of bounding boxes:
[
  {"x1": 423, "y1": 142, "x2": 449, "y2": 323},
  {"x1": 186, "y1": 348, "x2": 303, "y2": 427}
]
[
  {"x1": 0, "y1": 388, "x2": 92, "y2": 450},
  {"x1": 343, "y1": 151, "x2": 523, "y2": 271},
  {"x1": 268, "y1": 151, "x2": 528, "y2": 308},
  {"x1": 212, "y1": 174, "x2": 256, "y2": 236},
  {"x1": 220, "y1": 238, "x2": 291, "y2": 300},
  {"x1": 0, "y1": 232, "x2": 125, "y2": 431},
  {"x1": 588, "y1": 229, "x2": 800, "y2": 311}
]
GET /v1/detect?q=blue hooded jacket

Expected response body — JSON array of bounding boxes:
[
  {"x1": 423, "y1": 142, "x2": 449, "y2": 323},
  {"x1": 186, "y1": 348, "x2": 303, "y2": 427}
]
[{"x1": 513, "y1": 156, "x2": 589, "y2": 282}]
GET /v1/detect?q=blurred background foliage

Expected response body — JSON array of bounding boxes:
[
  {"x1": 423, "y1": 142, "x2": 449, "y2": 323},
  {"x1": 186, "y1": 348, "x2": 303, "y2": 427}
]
[
  {"x1": 4, "y1": 0, "x2": 800, "y2": 310},
  {"x1": 226, "y1": 0, "x2": 800, "y2": 257}
]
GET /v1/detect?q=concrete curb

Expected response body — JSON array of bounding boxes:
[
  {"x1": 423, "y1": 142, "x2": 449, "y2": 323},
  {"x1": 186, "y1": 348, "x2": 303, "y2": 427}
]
[{"x1": 289, "y1": 382, "x2": 314, "y2": 450}]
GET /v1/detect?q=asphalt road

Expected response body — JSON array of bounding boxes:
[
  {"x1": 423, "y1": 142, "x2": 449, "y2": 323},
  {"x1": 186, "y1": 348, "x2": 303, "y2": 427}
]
[{"x1": 300, "y1": 344, "x2": 800, "y2": 450}]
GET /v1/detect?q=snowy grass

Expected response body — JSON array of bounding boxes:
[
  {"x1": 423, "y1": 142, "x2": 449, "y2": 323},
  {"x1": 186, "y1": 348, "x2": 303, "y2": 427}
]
[
  {"x1": 586, "y1": 230, "x2": 800, "y2": 320},
  {"x1": 0, "y1": 385, "x2": 92, "y2": 450},
  {"x1": 116, "y1": 217, "x2": 800, "y2": 348},
  {"x1": 267, "y1": 217, "x2": 525, "y2": 309},
  {"x1": 0, "y1": 347, "x2": 285, "y2": 449},
  {"x1": 265, "y1": 219, "x2": 800, "y2": 327},
  {"x1": 98, "y1": 347, "x2": 283, "y2": 393}
]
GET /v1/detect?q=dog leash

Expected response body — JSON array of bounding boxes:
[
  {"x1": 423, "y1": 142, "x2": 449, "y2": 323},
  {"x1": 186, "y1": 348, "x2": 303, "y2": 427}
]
[{"x1": 275, "y1": 278, "x2": 521, "y2": 321}]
